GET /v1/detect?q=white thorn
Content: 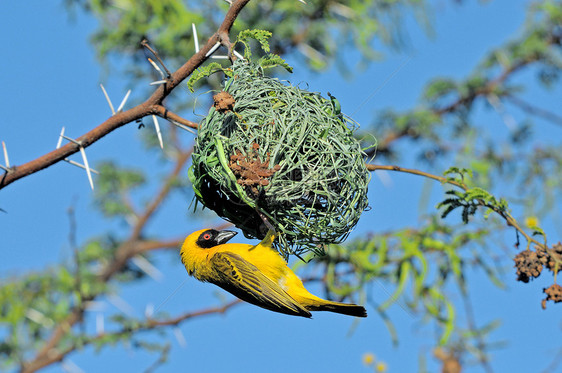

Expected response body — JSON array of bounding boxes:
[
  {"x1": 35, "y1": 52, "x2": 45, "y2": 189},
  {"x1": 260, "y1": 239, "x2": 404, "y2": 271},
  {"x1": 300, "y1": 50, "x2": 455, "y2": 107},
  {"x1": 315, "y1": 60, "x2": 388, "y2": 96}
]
[
  {"x1": 79, "y1": 146, "x2": 95, "y2": 190},
  {"x1": 149, "y1": 80, "x2": 168, "y2": 86},
  {"x1": 96, "y1": 313, "x2": 104, "y2": 334},
  {"x1": 223, "y1": 0, "x2": 232, "y2": 4},
  {"x1": 60, "y1": 359, "x2": 85, "y2": 373},
  {"x1": 61, "y1": 134, "x2": 80, "y2": 146},
  {"x1": 57, "y1": 128, "x2": 99, "y2": 181},
  {"x1": 145, "y1": 303, "x2": 154, "y2": 318},
  {"x1": 298, "y1": 0, "x2": 307, "y2": 4},
  {"x1": 487, "y1": 94, "x2": 517, "y2": 131},
  {"x1": 210, "y1": 55, "x2": 229, "y2": 60},
  {"x1": 375, "y1": 168, "x2": 393, "y2": 188},
  {"x1": 131, "y1": 255, "x2": 164, "y2": 282},
  {"x1": 329, "y1": 3, "x2": 354, "y2": 18},
  {"x1": 297, "y1": 43, "x2": 326, "y2": 62},
  {"x1": 232, "y1": 49, "x2": 245, "y2": 61},
  {"x1": 116, "y1": 90, "x2": 131, "y2": 113},
  {"x1": 63, "y1": 159, "x2": 100, "y2": 174},
  {"x1": 192, "y1": 23, "x2": 200, "y2": 53},
  {"x1": 108, "y1": 294, "x2": 136, "y2": 317},
  {"x1": 170, "y1": 120, "x2": 196, "y2": 135},
  {"x1": 56, "y1": 127, "x2": 65, "y2": 149},
  {"x1": 2, "y1": 141, "x2": 9, "y2": 168},
  {"x1": 100, "y1": 84, "x2": 116, "y2": 115},
  {"x1": 148, "y1": 58, "x2": 165, "y2": 79},
  {"x1": 173, "y1": 327, "x2": 187, "y2": 348},
  {"x1": 152, "y1": 115, "x2": 164, "y2": 149},
  {"x1": 205, "y1": 42, "x2": 221, "y2": 57},
  {"x1": 25, "y1": 308, "x2": 55, "y2": 328},
  {"x1": 124, "y1": 213, "x2": 138, "y2": 227}
]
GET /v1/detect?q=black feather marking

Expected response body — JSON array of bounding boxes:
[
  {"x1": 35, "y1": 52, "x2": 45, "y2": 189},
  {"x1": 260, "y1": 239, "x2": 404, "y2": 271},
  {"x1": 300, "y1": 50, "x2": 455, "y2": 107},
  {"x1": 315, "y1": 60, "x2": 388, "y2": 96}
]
[{"x1": 196, "y1": 229, "x2": 220, "y2": 248}]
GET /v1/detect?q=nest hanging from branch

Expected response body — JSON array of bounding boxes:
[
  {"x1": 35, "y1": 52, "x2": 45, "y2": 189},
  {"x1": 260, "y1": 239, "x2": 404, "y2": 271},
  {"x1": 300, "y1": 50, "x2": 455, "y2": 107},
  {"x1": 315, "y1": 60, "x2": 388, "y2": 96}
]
[{"x1": 190, "y1": 60, "x2": 371, "y2": 258}]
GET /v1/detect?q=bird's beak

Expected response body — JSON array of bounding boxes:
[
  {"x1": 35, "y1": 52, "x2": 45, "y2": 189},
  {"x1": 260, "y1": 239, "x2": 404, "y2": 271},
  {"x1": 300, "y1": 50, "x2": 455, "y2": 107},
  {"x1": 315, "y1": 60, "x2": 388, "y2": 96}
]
[{"x1": 215, "y1": 230, "x2": 238, "y2": 245}]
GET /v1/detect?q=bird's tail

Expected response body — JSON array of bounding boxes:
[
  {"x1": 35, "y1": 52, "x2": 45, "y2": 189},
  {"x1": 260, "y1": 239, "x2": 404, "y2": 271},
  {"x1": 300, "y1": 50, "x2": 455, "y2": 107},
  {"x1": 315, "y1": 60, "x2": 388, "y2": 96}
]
[{"x1": 307, "y1": 301, "x2": 367, "y2": 317}]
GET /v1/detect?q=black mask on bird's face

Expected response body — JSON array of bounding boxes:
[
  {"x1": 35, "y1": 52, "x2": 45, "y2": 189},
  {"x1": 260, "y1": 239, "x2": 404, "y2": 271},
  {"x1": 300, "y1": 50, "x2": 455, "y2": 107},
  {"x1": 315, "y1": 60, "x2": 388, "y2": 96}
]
[{"x1": 196, "y1": 229, "x2": 238, "y2": 249}]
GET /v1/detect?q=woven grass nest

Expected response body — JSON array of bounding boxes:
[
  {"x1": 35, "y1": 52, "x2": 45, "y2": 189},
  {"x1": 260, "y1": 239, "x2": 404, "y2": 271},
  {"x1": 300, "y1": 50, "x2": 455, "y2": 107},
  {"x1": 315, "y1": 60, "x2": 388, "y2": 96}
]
[{"x1": 189, "y1": 60, "x2": 371, "y2": 257}]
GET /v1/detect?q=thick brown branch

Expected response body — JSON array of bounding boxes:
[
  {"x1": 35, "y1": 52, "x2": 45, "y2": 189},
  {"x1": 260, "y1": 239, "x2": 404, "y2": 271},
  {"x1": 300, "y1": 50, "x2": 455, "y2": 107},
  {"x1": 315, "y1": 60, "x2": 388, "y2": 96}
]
[
  {"x1": 0, "y1": 0, "x2": 251, "y2": 191},
  {"x1": 1, "y1": 106, "x2": 148, "y2": 190}
]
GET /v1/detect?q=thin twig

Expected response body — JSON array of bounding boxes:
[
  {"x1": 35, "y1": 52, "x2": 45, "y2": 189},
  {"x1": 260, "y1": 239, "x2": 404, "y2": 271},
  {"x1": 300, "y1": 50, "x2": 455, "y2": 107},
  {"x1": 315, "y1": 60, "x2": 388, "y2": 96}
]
[
  {"x1": 151, "y1": 105, "x2": 199, "y2": 129},
  {"x1": 141, "y1": 39, "x2": 172, "y2": 78},
  {"x1": 367, "y1": 164, "x2": 543, "y2": 249}
]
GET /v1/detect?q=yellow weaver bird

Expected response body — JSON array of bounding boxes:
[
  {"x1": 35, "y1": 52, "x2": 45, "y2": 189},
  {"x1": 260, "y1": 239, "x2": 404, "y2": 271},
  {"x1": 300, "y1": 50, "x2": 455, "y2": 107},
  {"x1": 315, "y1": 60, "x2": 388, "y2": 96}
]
[{"x1": 180, "y1": 228, "x2": 367, "y2": 318}]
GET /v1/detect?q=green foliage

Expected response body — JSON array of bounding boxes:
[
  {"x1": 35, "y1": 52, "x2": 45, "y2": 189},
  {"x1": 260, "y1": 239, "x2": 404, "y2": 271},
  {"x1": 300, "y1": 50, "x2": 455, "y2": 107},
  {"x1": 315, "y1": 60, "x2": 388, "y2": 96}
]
[
  {"x1": 257, "y1": 54, "x2": 293, "y2": 73},
  {"x1": 443, "y1": 167, "x2": 473, "y2": 184},
  {"x1": 65, "y1": 0, "x2": 430, "y2": 76},
  {"x1": 187, "y1": 30, "x2": 293, "y2": 93},
  {"x1": 187, "y1": 62, "x2": 233, "y2": 93},
  {"x1": 0, "y1": 232, "x2": 161, "y2": 370},
  {"x1": 236, "y1": 29, "x2": 272, "y2": 56},
  {"x1": 437, "y1": 187, "x2": 509, "y2": 224},
  {"x1": 423, "y1": 79, "x2": 458, "y2": 101},
  {"x1": 316, "y1": 218, "x2": 493, "y2": 348}
]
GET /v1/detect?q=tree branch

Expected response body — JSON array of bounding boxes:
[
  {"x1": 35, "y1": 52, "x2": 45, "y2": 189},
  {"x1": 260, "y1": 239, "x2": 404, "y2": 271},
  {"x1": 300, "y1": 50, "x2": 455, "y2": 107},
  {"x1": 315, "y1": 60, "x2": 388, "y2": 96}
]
[
  {"x1": 20, "y1": 300, "x2": 241, "y2": 373},
  {"x1": 0, "y1": 0, "x2": 251, "y2": 191},
  {"x1": 151, "y1": 105, "x2": 199, "y2": 129},
  {"x1": 367, "y1": 164, "x2": 544, "y2": 249}
]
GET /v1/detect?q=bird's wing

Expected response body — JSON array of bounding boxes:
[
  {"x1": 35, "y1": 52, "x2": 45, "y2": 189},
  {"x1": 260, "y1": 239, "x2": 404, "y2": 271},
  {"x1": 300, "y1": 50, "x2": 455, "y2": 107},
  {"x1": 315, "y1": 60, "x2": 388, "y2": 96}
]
[{"x1": 210, "y1": 252, "x2": 311, "y2": 318}]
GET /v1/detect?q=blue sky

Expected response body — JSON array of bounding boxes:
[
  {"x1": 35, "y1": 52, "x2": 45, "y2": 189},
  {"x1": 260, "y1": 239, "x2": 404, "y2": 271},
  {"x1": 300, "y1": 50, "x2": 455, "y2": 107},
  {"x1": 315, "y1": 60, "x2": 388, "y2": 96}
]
[{"x1": 1, "y1": 1, "x2": 561, "y2": 372}]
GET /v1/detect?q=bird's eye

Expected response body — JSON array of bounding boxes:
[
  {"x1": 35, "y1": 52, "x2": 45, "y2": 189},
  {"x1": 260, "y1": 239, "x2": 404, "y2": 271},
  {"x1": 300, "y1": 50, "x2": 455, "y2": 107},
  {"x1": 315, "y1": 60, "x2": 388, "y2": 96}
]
[{"x1": 203, "y1": 233, "x2": 211, "y2": 240}]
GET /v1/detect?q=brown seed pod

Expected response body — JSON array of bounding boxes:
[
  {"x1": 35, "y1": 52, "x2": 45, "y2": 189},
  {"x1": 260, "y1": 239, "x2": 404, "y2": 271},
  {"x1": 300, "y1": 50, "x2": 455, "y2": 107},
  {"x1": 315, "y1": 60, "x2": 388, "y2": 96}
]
[
  {"x1": 514, "y1": 250, "x2": 543, "y2": 283},
  {"x1": 536, "y1": 242, "x2": 562, "y2": 274},
  {"x1": 542, "y1": 284, "x2": 562, "y2": 310}
]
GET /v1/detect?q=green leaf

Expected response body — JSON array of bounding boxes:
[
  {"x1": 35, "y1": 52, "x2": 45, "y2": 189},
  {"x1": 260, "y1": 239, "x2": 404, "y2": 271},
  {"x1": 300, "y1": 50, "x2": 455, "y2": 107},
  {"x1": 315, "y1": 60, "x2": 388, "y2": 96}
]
[
  {"x1": 187, "y1": 62, "x2": 226, "y2": 92},
  {"x1": 258, "y1": 54, "x2": 293, "y2": 73},
  {"x1": 236, "y1": 29, "x2": 272, "y2": 59}
]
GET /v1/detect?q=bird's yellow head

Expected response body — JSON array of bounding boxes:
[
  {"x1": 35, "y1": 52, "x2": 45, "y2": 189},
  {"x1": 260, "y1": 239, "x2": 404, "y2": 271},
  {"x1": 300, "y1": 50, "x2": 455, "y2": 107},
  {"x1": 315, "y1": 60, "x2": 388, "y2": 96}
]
[{"x1": 180, "y1": 229, "x2": 238, "y2": 275}]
